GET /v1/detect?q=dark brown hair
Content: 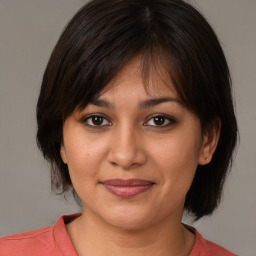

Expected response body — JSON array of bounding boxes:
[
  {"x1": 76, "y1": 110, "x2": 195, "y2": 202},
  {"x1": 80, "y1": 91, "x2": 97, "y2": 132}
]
[{"x1": 37, "y1": 0, "x2": 238, "y2": 220}]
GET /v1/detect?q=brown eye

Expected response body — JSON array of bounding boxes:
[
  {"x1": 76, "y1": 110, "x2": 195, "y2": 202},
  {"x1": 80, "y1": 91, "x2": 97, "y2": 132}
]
[
  {"x1": 84, "y1": 115, "x2": 111, "y2": 127},
  {"x1": 144, "y1": 115, "x2": 176, "y2": 127},
  {"x1": 153, "y1": 116, "x2": 165, "y2": 126},
  {"x1": 91, "y1": 116, "x2": 104, "y2": 125}
]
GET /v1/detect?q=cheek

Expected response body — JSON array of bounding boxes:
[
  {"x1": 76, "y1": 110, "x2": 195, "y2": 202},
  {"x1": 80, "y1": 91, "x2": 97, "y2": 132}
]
[
  {"x1": 153, "y1": 131, "x2": 201, "y2": 191},
  {"x1": 155, "y1": 131, "x2": 201, "y2": 168},
  {"x1": 65, "y1": 139, "x2": 108, "y2": 202},
  {"x1": 65, "y1": 135, "x2": 108, "y2": 182}
]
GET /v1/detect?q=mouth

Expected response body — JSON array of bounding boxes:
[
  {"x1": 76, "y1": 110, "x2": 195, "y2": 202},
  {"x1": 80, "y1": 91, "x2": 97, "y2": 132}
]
[{"x1": 100, "y1": 179, "x2": 154, "y2": 198}]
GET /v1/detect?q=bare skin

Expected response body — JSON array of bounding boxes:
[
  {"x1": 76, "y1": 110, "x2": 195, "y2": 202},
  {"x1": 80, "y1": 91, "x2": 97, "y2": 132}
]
[{"x1": 61, "y1": 56, "x2": 220, "y2": 256}]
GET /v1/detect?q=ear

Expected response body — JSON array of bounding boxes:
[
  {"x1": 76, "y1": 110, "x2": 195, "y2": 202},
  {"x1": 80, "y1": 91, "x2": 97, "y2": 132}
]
[
  {"x1": 198, "y1": 118, "x2": 221, "y2": 165},
  {"x1": 60, "y1": 144, "x2": 67, "y2": 164}
]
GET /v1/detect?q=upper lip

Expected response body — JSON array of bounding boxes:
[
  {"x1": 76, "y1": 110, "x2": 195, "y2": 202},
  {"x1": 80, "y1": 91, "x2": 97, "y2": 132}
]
[{"x1": 101, "y1": 179, "x2": 154, "y2": 186}]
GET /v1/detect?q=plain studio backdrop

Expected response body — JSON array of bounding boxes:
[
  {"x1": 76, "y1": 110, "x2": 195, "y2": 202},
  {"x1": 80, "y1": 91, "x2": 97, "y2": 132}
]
[{"x1": 0, "y1": 1, "x2": 255, "y2": 255}]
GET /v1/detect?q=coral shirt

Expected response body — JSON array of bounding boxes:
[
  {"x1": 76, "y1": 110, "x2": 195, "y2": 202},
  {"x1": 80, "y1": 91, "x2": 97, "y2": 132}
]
[{"x1": 0, "y1": 213, "x2": 237, "y2": 256}]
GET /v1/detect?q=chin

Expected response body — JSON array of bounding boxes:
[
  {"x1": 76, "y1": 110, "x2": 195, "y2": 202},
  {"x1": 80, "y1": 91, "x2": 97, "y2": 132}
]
[
  {"x1": 108, "y1": 217, "x2": 152, "y2": 231},
  {"x1": 99, "y1": 206, "x2": 159, "y2": 231}
]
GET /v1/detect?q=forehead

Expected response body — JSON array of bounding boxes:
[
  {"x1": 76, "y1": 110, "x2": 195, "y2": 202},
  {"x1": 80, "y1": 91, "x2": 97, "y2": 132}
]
[{"x1": 99, "y1": 55, "x2": 178, "y2": 100}]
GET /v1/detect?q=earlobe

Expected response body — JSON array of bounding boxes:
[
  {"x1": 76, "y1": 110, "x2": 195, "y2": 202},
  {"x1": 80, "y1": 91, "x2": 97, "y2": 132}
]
[
  {"x1": 60, "y1": 145, "x2": 67, "y2": 164},
  {"x1": 198, "y1": 118, "x2": 221, "y2": 165}
]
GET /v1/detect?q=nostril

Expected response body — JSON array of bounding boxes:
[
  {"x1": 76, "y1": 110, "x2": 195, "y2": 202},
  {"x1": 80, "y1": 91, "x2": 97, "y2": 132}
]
[{"x1": 110, "y1": 161, "x2": 118, "y2": 166}]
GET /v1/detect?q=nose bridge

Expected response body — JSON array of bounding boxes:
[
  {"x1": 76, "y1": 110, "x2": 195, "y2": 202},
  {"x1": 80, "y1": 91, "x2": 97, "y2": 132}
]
[{"x1": 108, "y1": 122, "x2": 146, "y2": 169}]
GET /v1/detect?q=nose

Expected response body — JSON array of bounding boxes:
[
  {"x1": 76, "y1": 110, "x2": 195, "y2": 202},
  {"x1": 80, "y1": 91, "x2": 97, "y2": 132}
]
[{"x1": 107, "y1": 125, "x2": 147, "y2": 170}]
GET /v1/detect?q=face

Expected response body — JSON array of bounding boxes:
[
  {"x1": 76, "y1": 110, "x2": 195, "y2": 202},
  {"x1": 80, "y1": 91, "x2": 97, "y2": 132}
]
[{"x1": 61, "y1": 57, "x2": 213, "y2": 230}]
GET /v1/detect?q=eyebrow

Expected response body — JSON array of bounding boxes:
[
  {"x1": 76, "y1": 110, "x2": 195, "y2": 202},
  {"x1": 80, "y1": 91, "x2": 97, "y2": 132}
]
[
  {"x1": 90, "y1": 98, "x2": 112, "y2": 108},
  {"x1": 89, "y1": 97, "x2": 182, "y2": 109},
  {"x1": 139, "y1": 97, "x2": 182, "y2": 109}
]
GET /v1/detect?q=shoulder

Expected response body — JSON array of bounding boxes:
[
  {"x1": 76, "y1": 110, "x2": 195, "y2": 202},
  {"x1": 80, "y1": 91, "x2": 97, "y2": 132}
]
[
  {"x1": 0, "y1": 225, "x2": 56, "y2": 256},
  {"x1": 203, "y1": 239, "x2": 238, "y2": 256},
  {"x1": 191, "y1": 228, "x2": 238, "y2": 256},
  {"x1": 0, "y1": 214, "x2": 80, "y2": 256}
]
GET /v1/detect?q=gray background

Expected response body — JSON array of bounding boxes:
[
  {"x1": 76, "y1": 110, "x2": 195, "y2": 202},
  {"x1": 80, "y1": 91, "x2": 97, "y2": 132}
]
[{"x1": 0, "y1": 1, "x2": 255, "y2": 255}]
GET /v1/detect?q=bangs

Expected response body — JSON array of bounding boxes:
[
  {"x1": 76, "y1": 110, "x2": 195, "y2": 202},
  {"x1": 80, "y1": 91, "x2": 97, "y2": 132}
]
[
  {"x1": 54, "y1": 0, "x2": 194, "y2": 120},
  {"x1": 37, "y1": 0, "x2": 237, "y2": 220},
  {"x1": 74, "y1": 47, "x2": 188, "y2": 114}
]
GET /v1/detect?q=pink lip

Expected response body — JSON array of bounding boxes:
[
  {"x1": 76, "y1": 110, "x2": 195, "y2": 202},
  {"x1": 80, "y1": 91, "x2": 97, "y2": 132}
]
[{"x1": 101, "y1": 179, "x2": 154, "y2": 198}]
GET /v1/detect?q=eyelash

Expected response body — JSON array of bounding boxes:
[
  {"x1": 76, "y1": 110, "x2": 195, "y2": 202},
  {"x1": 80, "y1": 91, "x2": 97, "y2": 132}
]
[
  {"x1": 144, "y1": 114, "x2": 176, "y2": 127},
  {"x1": 82, "y1": 114, "x2": 112, "y2": 128},
  {"x1": 81, "y1": 114, "x2": 176, "y2": 129}
]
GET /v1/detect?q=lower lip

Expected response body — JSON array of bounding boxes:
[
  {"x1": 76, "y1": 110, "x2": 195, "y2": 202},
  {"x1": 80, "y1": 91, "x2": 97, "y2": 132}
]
[{"x1": 102, "y1": 184, "x2": 153, "y2": 198}]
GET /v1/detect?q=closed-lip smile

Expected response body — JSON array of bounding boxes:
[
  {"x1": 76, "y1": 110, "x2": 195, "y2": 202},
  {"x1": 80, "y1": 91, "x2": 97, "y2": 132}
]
[{"x1": 100, "y1": 179, "x2": 154, "y2": 198}]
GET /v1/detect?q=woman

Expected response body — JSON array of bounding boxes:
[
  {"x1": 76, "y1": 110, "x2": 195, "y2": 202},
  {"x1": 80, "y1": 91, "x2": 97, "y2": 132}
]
[{"x1": 0, "y1": 0, "x2": 238, "y2": 255}]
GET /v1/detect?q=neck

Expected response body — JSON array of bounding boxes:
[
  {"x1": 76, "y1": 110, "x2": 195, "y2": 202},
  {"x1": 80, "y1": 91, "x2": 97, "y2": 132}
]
[{"x1": 66, "y1": 210, "x2": 195, "y2": 256}]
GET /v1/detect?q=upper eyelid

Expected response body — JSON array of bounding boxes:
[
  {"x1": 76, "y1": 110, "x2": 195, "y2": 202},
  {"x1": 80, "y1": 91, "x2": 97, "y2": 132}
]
[
  {"x1": 82, "y1": 113, "x2": 109, "y2": 120},
  {"x1": 143, "y1": 114, "x2": 176, "y2": 126},
  {"x1": 81, "y1": 113, "x2": 176, "y2": 125},
  {"x1": 145, "y1": 113, "x2": 176, "y2": 121},
  {"x1": 82, "y1": 113, "x2": 111, "y2": 125},
  {"x1": 82, "y1": 113, "x2": 174, "y2": 119}
]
